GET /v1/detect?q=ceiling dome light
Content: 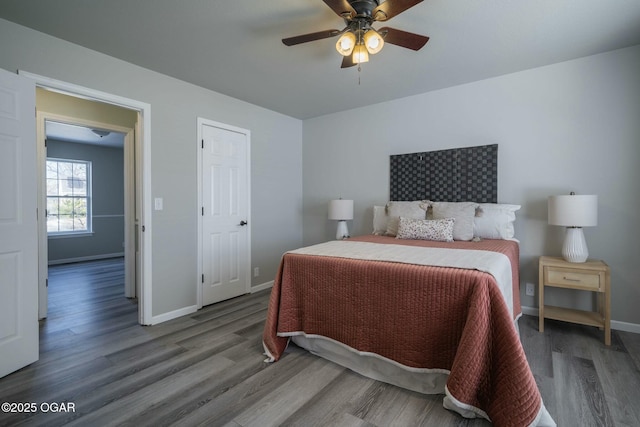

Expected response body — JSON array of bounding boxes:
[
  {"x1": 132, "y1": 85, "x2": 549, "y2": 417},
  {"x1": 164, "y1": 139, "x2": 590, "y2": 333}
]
[
  {"x1": 91, "y1": 129, "x2": 111, "y2": 138},
  {"x1": 352, "y1": 44, "x2": 369, "y2": 64},
  {"x1": 364, "y1": 29, "x2": 384, "y2": 54},
  {"x1": 335, "y1": 31, "x2": 356, "y2": 56}
]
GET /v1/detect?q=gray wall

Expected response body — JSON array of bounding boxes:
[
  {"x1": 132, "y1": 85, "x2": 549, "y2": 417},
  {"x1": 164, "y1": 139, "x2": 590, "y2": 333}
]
[
  {"x1": 4, "y1": 15, "x2": 637, "y2": 327},
  {"x1": 0, "y1": 18, "x2": 303, "y2": 318},
  {"x1": 303, "y1": 45, "x2": 640, "y2": 327},
  {"x1": 47, "y1": 139, "x2": 125, "y2": 263}
]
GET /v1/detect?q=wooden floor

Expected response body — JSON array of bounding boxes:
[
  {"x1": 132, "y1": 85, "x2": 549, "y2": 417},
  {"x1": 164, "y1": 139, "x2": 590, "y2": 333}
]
[{"x1": 1, "y1": 258, "x2": 639, "y2": 426}]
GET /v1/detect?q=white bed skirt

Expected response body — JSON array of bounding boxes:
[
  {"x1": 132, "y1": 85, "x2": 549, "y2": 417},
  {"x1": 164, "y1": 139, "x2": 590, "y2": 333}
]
[
  {"x1": 290, "y1": 333, "x2": 450, "y2": 395},
  {"x1": 289, "y1": 333, "x2": 555, "y2": 427}
]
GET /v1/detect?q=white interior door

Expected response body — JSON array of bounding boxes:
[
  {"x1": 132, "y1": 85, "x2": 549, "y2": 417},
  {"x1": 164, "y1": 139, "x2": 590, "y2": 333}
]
[
  {"x1": 124, "y1": 128, "x2": 136, "y2": 298},
  {"x1": 134, "y1": 116, "x2": 143, "y2": 306},
  {"x1": 200, "y1": 120, "x2": 250, "y2": 306},
  {"x1": 0, "y1": 68, "x2": 39, "y2": 378},
  {"x1": 36, "y1": 112, "x2": 47, "y2": 319}
]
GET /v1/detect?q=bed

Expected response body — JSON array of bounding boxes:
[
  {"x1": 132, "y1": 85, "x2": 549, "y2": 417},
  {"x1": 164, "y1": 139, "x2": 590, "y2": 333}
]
[{"x1": 262, "y1": 146, "x2": 555, "y2": 426}]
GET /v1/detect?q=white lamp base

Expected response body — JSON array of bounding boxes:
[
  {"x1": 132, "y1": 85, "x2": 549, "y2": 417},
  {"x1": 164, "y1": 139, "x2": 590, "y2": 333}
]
[
  {"x1": 336, "y1": 220, "x2": 349, "y2": 240},
  {"x1": 562, "y1": 227, "x2": 589, "y2": 263}
]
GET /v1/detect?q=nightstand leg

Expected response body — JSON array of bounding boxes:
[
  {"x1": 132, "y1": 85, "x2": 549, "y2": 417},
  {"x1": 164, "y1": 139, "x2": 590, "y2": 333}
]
[
  {"x1": 604, "y1": 283, "x2": 611, "y2": 346},
  {"x1": 597, "y1": 293, "x2": 604, "y2": 330},
  {"x1": 538, "y1": 264, "x2": 544, "y2": 333}
]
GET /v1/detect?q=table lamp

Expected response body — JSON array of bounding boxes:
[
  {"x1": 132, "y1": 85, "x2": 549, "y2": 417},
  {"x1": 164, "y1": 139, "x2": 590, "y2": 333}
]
[
  {"x1": 548, "y1": 192, "x2": 598, "y2": 263},
  {"x1": 328, "y1": 199, "x2": 353, "y2": 240}
]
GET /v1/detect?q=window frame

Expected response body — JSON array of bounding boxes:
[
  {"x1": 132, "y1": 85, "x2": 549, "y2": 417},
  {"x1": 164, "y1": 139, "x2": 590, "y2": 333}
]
[{"x1": 45, "y1": 157, "x2": 93, "y2": 237}]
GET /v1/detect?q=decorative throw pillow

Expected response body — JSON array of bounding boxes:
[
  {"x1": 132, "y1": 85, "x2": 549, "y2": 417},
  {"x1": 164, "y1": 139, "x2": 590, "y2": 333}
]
[
  {"x1": 385, "y1": 201, "x2": 427, "y2": 236},
  {"x1": 474, "y1": 203, "x2": 521, "y2": 239},
  {"x1": 429, "y1": 201, "x2": 479, "y2": 241},
  {"x1": 396, "y1": 217, "x2": 455, "y2": 242}
]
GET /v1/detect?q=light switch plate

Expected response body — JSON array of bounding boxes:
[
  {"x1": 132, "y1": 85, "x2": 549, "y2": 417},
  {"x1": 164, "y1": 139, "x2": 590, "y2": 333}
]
[{"x1": 154, "y1": 197, "x2": 163, "y2": 211}]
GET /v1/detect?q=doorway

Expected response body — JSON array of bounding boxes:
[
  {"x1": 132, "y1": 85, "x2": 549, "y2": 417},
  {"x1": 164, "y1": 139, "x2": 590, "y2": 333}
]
[
  {"x1": 23, "y1": 70, "x2": 154, "y2": 325},
  {"x1": 44, "y1": 118, "x2": 132, "y2": 302},
  {"x1": 37, "y1": 108, "x2": 136, "y2": 323}
]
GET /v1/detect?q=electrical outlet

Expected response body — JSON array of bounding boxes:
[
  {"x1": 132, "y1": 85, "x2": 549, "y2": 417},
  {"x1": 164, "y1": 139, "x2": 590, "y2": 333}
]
[
  {"x1": 525, "y1": 282, "x2": 535, "y2": 296},
  {"x1": 254, "y1": 267, "x2": 259, "y2": 277}
]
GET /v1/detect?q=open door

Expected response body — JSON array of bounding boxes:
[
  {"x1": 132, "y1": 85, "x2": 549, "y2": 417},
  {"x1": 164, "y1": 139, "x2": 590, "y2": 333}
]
[
  {"x1": 0, "y1": 68, "x2": 39, "y2": 378},
  {"x1": 124, "y1": 127, "x2": 136, "y2": 299}
]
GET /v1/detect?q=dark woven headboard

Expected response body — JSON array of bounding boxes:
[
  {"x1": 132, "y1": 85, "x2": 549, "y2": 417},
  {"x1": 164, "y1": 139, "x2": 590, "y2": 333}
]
[{"x1": 390, "y1": 144, "x2": 498, "y2": 203}]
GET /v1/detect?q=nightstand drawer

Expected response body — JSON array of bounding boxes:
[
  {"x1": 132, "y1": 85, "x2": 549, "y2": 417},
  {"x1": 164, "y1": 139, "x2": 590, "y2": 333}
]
[{"x1": 545, "y1": 267, "x2": 601, "y2": 291}]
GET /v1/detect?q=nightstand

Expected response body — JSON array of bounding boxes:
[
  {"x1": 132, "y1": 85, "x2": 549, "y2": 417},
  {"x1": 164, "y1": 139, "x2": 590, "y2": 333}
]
[{"x1": 538, "y1": 256, "x2": 611, "y2": 345}]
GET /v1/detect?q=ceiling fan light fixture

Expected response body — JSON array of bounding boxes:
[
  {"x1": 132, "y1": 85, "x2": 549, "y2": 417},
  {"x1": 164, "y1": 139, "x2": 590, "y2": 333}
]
[
  {"x1": 364, "y1": 29, "x2": 384, "y2": 54},
  {"x1": 335, "y1": 31, "x2": 356, "y2": 56},
  {"x1": 353, "y1": 44, "x2": 369, "y2": 64},
  {"x1": 282, "y1": 0, "x2": 429, "y2": 69}
]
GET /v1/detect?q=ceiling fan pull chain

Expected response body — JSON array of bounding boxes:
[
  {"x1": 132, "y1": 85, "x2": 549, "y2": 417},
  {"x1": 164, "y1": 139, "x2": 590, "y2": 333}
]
[{"x1": 358, "y1": 64, "x2": 361, "y2": 85}]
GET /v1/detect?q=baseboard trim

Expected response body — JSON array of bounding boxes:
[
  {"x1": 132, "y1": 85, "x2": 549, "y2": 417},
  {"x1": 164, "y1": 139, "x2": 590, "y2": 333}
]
[
  {"x1": 48, "y1": 252, "x2": 125, "y2": 265},
  {"x1": 521, "y1": 305, "x2": 640, "y2": 334},
  {"x1": 149, "y1": 305, "x2": 198, "y2": 325},
  {"x1": 521, "y1": 306, "x2": 539, "y2": 318},
  {"x1": 151, "y1": 283, "x2": 273, "y2": 326},
  {"x1": 251, "y1": 280, "x2": 274, "y2": 293}
]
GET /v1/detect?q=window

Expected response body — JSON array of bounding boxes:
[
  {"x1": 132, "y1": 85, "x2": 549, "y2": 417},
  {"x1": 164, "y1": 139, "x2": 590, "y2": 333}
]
[{"x1": 46, "y1": 158, "x2": 92, "y2": 235}]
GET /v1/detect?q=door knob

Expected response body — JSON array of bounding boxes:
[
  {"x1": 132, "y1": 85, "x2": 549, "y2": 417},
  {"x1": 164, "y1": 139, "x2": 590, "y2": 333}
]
[{"x1": 239, "y1": 220, "x2": 248, "y2": 226}]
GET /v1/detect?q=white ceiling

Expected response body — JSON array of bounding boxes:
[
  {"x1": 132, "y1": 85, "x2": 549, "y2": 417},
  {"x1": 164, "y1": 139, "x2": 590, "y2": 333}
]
[
  {"x1": 1, "y1": 0, "x2": 639, "y2": 119},
  {"x1": 46, "y1": 121, "x2": 125, "y2": 149}
]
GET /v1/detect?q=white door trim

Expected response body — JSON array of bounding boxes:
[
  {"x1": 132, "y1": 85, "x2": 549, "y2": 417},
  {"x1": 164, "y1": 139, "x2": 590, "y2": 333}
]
[
  {"x1": 196, "y1": 117, "x2": 251, "y2": 309},
  {"x1": 19, "y1": 71, "x2": 154, "y2": 325}
]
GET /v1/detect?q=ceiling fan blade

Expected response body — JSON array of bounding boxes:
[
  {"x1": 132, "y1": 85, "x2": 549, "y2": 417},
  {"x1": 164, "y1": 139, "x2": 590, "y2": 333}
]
[
  {"x1": 341, "y1": 54, "x2": 357, "y2": 68},
  {"x1": 322, "y1": 0, "x2": 356, "y2": 19},
  {"x1": 378, "y1": 27, "x2": 429, "y2": 50},
  {"x1": 282, "y1": 29, "x2": 341, "y2": 46},
  {"x1": 373, "y1": 0, "x2": 424, "y2": 21}
]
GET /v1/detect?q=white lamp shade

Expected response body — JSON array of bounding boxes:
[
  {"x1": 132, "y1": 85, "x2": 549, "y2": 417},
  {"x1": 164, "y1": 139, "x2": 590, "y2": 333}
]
[
  {"x1": 548, "y1": 194, "x2": 598, "y2": 227},
  {"x1": 328, "y1": 199, "x2": 354, "y2": 221}
]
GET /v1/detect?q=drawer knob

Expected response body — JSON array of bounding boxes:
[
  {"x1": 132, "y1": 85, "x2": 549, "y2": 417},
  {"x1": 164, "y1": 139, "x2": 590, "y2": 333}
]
[{"x1": 563, "y1": 276, "x2": 581, "y2": 282}]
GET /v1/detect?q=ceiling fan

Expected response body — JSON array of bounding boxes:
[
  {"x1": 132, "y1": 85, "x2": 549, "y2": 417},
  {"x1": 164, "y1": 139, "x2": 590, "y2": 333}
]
[{"x1": 282, "y1": 0, "x2": 429, "y2": 68}]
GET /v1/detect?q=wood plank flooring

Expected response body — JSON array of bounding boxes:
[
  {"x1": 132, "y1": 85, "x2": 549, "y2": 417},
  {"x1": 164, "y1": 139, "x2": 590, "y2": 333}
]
[{"x1": 1, "y1": 257, "x2": 639, "y2": 426}]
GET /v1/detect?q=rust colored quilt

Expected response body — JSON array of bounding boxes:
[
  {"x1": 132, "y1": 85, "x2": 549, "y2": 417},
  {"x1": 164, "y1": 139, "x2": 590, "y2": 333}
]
[{"x1": 263, "y1": 236, "x2": 542, "y2": 426}]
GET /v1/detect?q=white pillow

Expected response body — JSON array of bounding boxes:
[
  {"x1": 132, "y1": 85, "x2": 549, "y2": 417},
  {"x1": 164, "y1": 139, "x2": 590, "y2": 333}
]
[
  {"x1": 396, "y1": 217, "x2": 455, "y2": 242},
  {"x1": 474, "y1": 203, "x2": 521, "y2": 239},
  {"x1": 427, "y1": 201, "x2": 478, "y2": 241},
  {"x1": 385, "y1": 201, "x2": 427, "y2": 236},
  {"x1": 372, "y1": 205, "x2": 388, "y2": 235}
]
